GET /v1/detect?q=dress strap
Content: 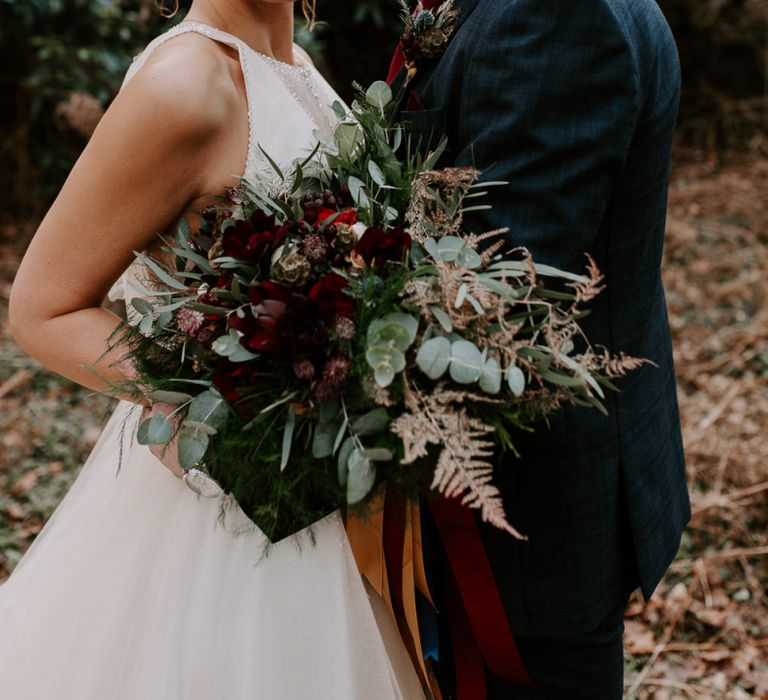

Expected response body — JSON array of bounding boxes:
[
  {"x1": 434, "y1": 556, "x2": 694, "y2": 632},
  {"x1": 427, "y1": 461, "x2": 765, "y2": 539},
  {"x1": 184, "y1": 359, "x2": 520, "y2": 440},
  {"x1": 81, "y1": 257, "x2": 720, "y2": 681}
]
[{"x1": 123, "y1": 21, "x2": 259, "y2": 177}]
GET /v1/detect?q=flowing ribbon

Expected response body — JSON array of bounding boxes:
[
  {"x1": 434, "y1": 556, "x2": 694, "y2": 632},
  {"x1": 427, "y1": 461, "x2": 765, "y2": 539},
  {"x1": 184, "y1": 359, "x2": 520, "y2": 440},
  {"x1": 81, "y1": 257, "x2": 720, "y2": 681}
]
[
  {"x1": 429, "y1": 496, "x2": 535, "y2": 693},
  {"x1": 346, "y1": 490, "x2": 533, "y2": 699},
  {"x1": 346, "y1": 489, "x2": 440, "y2": 698}
]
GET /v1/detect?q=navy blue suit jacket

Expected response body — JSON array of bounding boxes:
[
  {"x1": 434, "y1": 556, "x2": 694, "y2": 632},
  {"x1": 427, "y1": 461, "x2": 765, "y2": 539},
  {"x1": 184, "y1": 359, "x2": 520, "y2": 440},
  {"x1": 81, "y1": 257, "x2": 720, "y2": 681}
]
[{"x1": 395, "y1": 0, "x2": 691, "y2": 637}]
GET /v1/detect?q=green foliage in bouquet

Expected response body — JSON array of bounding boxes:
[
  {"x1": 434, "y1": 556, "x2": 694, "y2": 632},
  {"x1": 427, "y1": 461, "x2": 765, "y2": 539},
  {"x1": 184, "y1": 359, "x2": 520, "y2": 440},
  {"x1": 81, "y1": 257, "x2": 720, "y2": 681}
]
[{"x1": 108, "y1": 82, "x2": 646, "y2": 542}]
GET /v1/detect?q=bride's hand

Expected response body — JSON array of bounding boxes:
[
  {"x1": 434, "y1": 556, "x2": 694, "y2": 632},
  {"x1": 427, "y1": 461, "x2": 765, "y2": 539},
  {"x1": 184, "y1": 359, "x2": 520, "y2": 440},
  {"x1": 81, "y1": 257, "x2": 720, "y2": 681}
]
[
  {"x1": 119, "y1": 360, "x2": 183, "y2": 479},
  {"x1": 140, "y1": 402, "x2": 185, "y2": 479}
]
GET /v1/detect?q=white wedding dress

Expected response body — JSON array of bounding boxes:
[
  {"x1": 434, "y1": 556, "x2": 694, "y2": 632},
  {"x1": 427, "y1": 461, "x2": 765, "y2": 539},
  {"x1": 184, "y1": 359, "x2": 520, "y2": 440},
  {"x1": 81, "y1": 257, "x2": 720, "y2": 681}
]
[{"x1": 0, "y1": 22, "x2": 424, "y2": 700}]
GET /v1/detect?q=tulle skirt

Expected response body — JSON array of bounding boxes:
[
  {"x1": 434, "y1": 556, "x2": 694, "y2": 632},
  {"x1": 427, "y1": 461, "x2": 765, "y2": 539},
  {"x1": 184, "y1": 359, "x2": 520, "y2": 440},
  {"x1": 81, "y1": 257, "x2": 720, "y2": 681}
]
[{"x1": 0, "y1": 401, "x2": 423, "y2": 699}]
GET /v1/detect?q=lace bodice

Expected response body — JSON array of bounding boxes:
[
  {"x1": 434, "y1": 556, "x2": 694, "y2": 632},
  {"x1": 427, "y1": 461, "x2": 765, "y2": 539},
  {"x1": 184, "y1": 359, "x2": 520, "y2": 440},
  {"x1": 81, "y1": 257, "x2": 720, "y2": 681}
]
[{"x1": 107, "y1": 21, "x2": 343, "y2": 307}]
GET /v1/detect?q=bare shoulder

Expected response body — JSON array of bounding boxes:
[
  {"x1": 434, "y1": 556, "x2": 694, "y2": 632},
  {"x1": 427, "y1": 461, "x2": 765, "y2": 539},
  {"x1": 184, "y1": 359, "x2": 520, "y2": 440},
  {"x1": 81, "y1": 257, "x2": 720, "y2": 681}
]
[{"x1": 112, "y1": 32, "x2": 242, "y2": 141}]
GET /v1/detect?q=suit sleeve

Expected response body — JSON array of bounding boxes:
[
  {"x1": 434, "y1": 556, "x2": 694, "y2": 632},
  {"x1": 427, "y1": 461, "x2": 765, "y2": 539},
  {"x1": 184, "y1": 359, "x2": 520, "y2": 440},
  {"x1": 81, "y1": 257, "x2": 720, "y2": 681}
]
[{"x1": 454, "y1": 0, "x2": 640, "y2": 270}]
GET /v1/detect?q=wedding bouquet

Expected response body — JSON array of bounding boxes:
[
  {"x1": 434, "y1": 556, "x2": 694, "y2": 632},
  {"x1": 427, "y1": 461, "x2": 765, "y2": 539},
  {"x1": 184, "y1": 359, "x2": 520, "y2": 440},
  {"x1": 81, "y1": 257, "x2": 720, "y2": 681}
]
[{"x1": 110, "y1": 81, "x2": 643, "y2": 541}]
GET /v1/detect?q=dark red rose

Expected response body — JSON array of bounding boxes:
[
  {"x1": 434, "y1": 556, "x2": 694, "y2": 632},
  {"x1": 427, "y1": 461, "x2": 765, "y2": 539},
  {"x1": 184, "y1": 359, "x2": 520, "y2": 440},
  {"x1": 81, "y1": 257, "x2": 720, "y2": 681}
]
[
  {"x1": 353, "y1": 227, "x2": 412, "y2": 267},
  {"x1": 229, "y1": 282, "x2": 316, "y2": 356},
  {"x1": 309, "y1": 272, "x2": 355, "y2": 324},
  {"x1": 221, "y1": 210, "x2": 289, "y2": 262},
  {"x1": 211, "y1": 369, "x2": 242, "y2": 401}
]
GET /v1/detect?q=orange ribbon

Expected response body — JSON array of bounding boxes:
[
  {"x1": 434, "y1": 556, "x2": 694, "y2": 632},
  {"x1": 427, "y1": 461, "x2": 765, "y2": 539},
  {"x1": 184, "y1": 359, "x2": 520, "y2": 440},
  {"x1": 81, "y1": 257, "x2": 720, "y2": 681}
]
[{"x1": 345, "y1": 489, "x2": 440, "y2": 698}]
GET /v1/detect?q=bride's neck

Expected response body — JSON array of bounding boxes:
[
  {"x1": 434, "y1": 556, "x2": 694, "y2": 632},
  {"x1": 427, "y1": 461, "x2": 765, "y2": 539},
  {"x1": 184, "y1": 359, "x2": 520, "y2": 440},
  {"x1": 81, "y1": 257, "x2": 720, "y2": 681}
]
[{"x1": 184, "y1": 0, "x2": 296, "y2": 65}]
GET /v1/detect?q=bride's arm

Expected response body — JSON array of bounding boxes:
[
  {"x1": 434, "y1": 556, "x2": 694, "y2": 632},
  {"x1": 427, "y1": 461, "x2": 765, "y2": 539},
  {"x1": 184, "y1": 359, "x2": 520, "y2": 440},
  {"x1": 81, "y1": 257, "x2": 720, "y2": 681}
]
[{"x1": 9, "y1": 46, "x2": 237, "y2": 400}]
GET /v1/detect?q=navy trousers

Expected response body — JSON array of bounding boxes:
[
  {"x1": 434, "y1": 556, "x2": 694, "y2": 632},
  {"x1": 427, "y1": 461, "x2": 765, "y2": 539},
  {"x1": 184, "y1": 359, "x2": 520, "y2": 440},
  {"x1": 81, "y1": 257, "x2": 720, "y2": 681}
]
[
  {"x1": 485, "y1": 594, "x2": 629, "y2": 699},
  {"x1": 425, "y1": 501, "x2": 638, "y2": 699}
]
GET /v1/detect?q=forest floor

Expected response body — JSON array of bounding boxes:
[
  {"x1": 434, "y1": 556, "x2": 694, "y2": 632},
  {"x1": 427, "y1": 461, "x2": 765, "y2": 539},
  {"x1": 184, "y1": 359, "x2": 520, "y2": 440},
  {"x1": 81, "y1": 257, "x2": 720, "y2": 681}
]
[{"x1": 1, "y1": 152, "x2": 767, "y2": 698}]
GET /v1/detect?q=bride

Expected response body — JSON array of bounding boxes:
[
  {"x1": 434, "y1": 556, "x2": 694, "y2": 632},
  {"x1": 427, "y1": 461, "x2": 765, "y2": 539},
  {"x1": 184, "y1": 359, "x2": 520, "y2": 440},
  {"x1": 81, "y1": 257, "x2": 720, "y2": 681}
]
[{"x1": 2, "y1": 1, "x2": 425, "y2": 698}]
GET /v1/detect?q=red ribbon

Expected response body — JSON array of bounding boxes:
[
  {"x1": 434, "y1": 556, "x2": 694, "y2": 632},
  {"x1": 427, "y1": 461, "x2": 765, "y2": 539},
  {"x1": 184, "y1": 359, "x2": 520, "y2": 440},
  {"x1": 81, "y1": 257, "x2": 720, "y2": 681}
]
[{"x1": 429, "y1": 497, "x2": 535, "y2": 695}]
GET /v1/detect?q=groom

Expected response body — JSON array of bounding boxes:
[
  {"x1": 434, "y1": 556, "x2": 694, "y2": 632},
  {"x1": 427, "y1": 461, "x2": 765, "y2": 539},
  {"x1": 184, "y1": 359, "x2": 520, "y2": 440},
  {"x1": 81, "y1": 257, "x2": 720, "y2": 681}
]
[{"x1": 388, "y1": 0, "x2": 690, "y2": 697}]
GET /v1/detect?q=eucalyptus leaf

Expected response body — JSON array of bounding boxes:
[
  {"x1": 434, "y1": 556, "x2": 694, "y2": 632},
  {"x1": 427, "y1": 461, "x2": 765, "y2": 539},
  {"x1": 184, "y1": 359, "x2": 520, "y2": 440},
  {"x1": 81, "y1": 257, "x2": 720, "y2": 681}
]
[
  {"x1": 131, "y1": 298, "x2": 154, "y2": 315},
  {"x1": 429, "y1": 306, "x2": 453, "y2": 333},
  {"x1": 280, "y1": 405, "x2": 296, "y2": 471},
  {"x1": 362, "y1": 448, "x2": 394, "y2": 462},
  {"x1": 366, "y1": 312, "x2": 419, "y2": 350},
  {"x1": 365, "y1": 80, "x2": 393, "y2": 109},
  {"x1": 416, "y1": 336, "x2": 452, "y2": 380},
  {"x1": 479, "y1": 357, "x2": 502, "y2": 394},
  {"x1": 351, "y1": 408, "x2": 390, "y2": 437},
  {"x1": 456, "y1": 247, "x2": 482, "y2": 270},
  {"x1": 374, "y1": 365, "x2": 396, "y2": 388},
  {"x1": 336, "y1": 124, "x2": 363, "y2": 159},
  {"x1": 136, "y1": 411, "x2": 173, "y2": 446},
  {"x1": 135, "y1": 252, "x2": 188, "y2": 291},
  {"x1": 332, "y1": 416, "x2": 349, "y2": 455},
  {"x1": 347, "y1": 175, "x2": 366, "y2": 204},
  {"x1": 368, "y1": 160, "x2": 386, "y2": 186},
  {"x1": 187, "y1": 390, "x2": 229, "y2": 430},
  {"x1": 156, "y1": 311, "x2": 173, "y2": 329},
  {"x1": 148, "y1": 390, "x2": 193, "y2": 405},
  {"x1": 436, "y1": 236, "x2": 463, "y2": 262},
  {"x1": 455, "y1": 283, "x2": 468, "y2": 309},
  {"x1": 346, "y1": 448, "x2": 377, "y2": 505},
  {"x1": 366, "y1": 345, "x2": 406, "y2": 374},
  {"x1": 540, "y1": 370, "x2": 586, "y2": 388},
  {"x1": 449, "y1": 340, "x2": 484, "y2": 384},
  {"x1": 332, "y1": 100, "x2": 347, "y2": 120},
  {"x1": 139, "y1": 313, "x2": 154, "y2": 336},
  {"x1": 318, "y1": 398, "x2": 341, "y2": 425},
  {"x1": 423, "y1": 238, "x2": 441, "y2": 260},
  {"x1": 178, "y1": 428, "x2": 209, "y2": 470},
  {"x1": 337, "y1": 437, "x2": 355, "y2": 487},
  {"x1": 507, "y1": 365, "x2": 526, "y2": 397},
  {"x1": 312, "y1": 423, "x2": 337, "y2": 459},
  {"x1": 181, "y1": 420, "x2": 218, "y2": 436}
]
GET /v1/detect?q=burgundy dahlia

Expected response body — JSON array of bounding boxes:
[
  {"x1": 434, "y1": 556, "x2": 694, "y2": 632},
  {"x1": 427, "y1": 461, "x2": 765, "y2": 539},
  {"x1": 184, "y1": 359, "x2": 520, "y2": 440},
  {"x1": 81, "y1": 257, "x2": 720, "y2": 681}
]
[
  {"x1": 221, "y1": 210, "x2": 289, "y2": 263},
  {"x1": 308, "y1": 272, "x2": 355, "y2": 324},
  {"x1": 353, "y1": 227, "x2": 412, "y2": 267}
]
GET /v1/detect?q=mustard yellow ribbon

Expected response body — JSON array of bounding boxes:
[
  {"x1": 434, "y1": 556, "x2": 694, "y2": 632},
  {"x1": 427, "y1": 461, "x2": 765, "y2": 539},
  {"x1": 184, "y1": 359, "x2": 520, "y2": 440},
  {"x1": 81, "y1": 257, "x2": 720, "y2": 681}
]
[{"x1": 346, "y1": 489, "x2": 440, "y2": 698}]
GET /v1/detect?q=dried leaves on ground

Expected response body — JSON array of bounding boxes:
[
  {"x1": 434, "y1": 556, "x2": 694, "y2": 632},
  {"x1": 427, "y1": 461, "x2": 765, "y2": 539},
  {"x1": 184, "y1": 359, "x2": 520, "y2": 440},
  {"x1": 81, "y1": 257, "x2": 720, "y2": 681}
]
[{"x1": 624, "y1": 154, "x2": 768, "y2": 699}]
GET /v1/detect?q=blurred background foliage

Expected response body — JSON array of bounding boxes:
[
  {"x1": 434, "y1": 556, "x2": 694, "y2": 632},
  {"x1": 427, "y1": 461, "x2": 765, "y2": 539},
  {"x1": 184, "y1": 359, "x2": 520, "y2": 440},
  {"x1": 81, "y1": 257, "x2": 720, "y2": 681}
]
[{"x1": 0, "y1": 0, "x2": 765, "y2": 217}]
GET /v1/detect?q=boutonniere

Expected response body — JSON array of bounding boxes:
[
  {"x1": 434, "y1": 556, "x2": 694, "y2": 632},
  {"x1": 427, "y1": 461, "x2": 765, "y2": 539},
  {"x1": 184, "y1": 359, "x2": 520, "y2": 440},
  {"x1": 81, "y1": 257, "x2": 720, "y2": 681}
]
[{"x1": 398, "y1": 0, "x2": 459, "y2": 82}]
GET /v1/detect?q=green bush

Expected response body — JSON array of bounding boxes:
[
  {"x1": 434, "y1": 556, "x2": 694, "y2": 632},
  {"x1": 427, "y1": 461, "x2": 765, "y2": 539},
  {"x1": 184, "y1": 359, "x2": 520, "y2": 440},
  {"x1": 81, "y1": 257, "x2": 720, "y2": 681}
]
[{"x1": 1, "y1": 0, "x2": 764, "y2": 216}]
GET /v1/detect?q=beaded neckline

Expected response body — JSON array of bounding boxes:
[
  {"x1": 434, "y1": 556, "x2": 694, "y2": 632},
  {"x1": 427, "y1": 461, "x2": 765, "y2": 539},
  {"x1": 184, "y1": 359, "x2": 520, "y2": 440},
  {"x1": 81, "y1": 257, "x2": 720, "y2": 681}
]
[{"x1": 177, "y1": 21, "x2": 312, "y2": 75}]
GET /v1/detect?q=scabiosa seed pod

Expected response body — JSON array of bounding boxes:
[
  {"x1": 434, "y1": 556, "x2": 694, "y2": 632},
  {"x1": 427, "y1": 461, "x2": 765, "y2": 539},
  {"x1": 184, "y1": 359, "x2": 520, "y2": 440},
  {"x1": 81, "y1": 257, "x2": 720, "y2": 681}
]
[
  {"x1": 207, "y1": 240, "x2": 224, "y2": 263},
  {"x1": 293, "y1": 359, "x2": 316, "y2": 381},
  {"x1": 201, "y1": 205, "x2": 218, "y2": 223},
  {"x1": 227, "y1": 184, "x2": 248, "y2": 205},
  {"x1": 334, "y1": 316, "x2": 356, "y2": 340},
  {"x1": 314, "y1": 355, "x2": 352, "y2": 400},
  {"x1": 273, "y1": 253, "x2": 312, "y2": 287},
  {"x1": 334, "y1": 223, "x2": 357, "y2": 252},
  {"x1": 301, "y1": 233, "x2": 329, "y2": 263}
]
